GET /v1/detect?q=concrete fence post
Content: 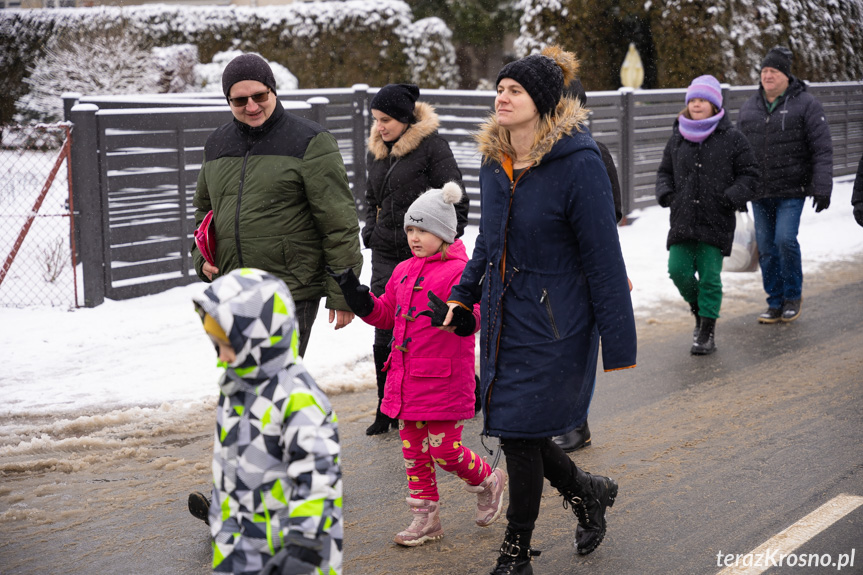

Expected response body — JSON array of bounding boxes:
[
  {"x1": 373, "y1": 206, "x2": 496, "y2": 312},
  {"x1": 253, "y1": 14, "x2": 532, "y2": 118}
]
[
  {"x1": 351, "y1": 84, "x2": 370, "y2": 214},
  {"x1": 70, "y1": 104, "x2": 105, "y2": 307},
  {"x1": 175, "y1": 116, "x2": 191, "y2": 278},
  {"x1": 619, "y1": 88, "x2": 635, "y2": 219},
  {"x1": 62, "y1": 92, "x2": 81, "y2": 123},
  {"x1": 307, "y1": 96, "x2": 329, "y2": 128}
]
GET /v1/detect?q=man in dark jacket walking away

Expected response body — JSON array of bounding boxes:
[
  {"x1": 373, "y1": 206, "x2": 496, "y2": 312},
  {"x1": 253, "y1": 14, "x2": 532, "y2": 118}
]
[
  {"x1": 737, "y1": 46, "x2": 833, "y2": 324},
  {"x1": 191, "y1": 53, "x2": 363, "y2": 357}
]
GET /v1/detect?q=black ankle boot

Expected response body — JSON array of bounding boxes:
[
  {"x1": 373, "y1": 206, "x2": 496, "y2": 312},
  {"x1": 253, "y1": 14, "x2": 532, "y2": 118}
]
[
  {"x1": 490, "y1": 528, "x2": 540, "y2": 575},
  {"x1": 690, "y1": 317, "x2": 716, "y2": 355},
  {"x1": 366, "y1": 345, "x2": 397, "y2": 435},
  {"x1": 689, "y1": 301, "x2": 701, "y2": 341},
  {"x1": 365, "y1": 407, "x2": 396, "y2": 435},
  {"x1": 558, "y1": 466, "x2": 618, "y2": 555},
  {"x1": 552, "y1": 420, "x2": 591, "y2": 452}
]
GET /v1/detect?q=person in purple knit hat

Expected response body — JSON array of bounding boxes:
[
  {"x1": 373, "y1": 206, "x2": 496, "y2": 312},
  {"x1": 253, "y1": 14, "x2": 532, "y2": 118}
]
[{"x1": 655, "y1": 74, "x2": 760, "y2": 354}]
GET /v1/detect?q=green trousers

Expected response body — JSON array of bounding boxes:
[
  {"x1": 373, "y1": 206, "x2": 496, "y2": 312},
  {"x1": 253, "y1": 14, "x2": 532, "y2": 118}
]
[{"x1": 667, "y1": 241, "x2": 724, "y2": 319}]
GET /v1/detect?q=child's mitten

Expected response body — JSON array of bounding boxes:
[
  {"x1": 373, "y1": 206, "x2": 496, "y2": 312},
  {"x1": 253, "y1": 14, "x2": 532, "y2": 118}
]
[
  {"x1": 418, "y1": 291, "x2": 476, "y2": 336},
  {"x1": 325, "y1": 266, "x2": 374, "y2": 317}
]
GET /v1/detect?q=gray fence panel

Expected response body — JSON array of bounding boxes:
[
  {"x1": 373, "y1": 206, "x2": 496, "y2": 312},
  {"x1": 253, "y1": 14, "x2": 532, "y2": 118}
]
[
  {"x1": 71, "y1": 102, "x2": 317, "y2": 303},
  {"x1": 67, "y1": 83, "x2": 863, "y2": 304}
]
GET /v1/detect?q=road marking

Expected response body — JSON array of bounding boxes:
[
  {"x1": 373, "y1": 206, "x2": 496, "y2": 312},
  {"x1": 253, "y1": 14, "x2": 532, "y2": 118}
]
[{"x1": 716, "y1": 493, "x2": 863, "y2": 575}]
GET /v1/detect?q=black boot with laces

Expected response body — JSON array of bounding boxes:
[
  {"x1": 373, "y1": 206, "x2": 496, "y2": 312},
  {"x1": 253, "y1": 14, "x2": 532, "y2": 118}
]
[
  {"x1": 490, "y1": 528, "x2": 540, "y2": 575},
  {"x1": 690, "y1": 317, "x2": 716, "y2": 355},
  {"x1": 689, "y1": 301, "x2": 701, "y2": 341},
  {"x1": 557, "y1": 466, "x2": 618, "y2": 555}
]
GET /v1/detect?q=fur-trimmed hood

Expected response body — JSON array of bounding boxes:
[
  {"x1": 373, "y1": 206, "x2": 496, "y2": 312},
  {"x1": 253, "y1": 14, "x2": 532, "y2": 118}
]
[
  {"x1": 474, "y1": 96, "x2": 590, "y2": 167},
  {"x1": 368, "y1": 101, "x2": 441, "y2": 160}
]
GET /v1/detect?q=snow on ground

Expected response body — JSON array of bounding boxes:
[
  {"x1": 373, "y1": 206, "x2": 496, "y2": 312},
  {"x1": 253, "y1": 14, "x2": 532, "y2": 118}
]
[{"x1": 0, "y1": 178, "x2": 859, "y2": 432}]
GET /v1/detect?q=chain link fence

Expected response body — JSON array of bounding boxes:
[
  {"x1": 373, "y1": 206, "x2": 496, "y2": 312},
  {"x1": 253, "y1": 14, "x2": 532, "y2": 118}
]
[{"x1": 0, "y1": 123, "x2": 78, "y2": 309}]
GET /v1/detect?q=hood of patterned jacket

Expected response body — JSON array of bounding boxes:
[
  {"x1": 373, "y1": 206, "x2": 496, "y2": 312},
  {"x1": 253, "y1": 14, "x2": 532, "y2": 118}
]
[{"x1": 192, "y1": 268, "x2": 298, "y2": 392}]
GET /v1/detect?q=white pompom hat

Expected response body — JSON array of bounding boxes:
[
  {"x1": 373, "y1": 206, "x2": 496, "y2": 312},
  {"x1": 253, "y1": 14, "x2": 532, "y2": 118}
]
[{"x1": 403, "y1": 182, "x2": 463, "y2": 243}]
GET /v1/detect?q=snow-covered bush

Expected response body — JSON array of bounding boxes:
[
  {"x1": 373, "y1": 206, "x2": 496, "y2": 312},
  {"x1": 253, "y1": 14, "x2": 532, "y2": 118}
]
[
  {"x1": 192, "y1": 50, "x2": 299, "y2": 93},
  {"x1": 513, "y1": 0, "x2": 563, "y2": 58},
  {"x1": 152, "y1": 44, "x2": 199, "y2": 94},
  {"x1": 0, "y1": 1, "x2": 458, "y2": 124},
  {"x1": 514, "y1": 0, "x2": 863, "y2": 89},
  {"x1": 400, "y1": 17, "x2": 460, "y2": 89},
  {"x1": 16, "y1": 31, "x2": 160, "y2": 123}
]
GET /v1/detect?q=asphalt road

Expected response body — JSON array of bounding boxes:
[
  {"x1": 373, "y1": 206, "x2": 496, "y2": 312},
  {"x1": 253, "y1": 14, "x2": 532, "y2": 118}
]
[{"x1": 1, "y1": 257, "x2": 861, "y2": 575}]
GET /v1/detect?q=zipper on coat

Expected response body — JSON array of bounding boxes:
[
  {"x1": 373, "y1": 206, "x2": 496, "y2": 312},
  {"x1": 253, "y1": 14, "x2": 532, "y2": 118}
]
[
  {"x1": 234, "y1": 150, "x2": 251, "y2": 267},
  {"x1": 540, "y1": 288, "x2": 561, "y2": 339},
  {"x1": 487, "y1": 167, "x2": 529, "y2": 416}
]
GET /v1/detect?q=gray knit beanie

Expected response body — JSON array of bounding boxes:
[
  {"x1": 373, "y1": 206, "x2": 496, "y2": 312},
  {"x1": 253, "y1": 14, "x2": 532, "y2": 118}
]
[{"x1": 403, "y1": 182, "x2": 463, "y2": 244}]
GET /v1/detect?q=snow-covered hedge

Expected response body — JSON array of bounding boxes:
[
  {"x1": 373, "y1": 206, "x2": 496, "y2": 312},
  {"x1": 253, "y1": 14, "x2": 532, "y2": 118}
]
[
  {"x1": 515, "y1": 0, "x2": 863, "y2": 89},
  {"x1": 0, "y1": 0, "x2": 459, "y2": 123}
]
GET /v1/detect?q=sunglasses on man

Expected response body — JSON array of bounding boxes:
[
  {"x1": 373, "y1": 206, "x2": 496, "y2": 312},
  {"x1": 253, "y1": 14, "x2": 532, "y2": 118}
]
[{"x1": 227, "y1": 89, "x2": 271, "y2": 108}]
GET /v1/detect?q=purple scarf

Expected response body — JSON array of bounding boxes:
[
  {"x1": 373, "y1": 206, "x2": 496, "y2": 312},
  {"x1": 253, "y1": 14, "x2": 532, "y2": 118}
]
[{"x1": 678, "y1": 108, "x2": 725, "y2": 143}]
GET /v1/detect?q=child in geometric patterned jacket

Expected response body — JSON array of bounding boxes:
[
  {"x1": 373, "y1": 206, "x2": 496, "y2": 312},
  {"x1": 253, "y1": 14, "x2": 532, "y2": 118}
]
[{"x1": 187, "y1": 268, "x2": 342, "y2": 575}]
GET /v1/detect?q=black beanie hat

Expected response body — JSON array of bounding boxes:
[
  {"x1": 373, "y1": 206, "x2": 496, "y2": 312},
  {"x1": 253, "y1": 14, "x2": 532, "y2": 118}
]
[
  {"x1": 221, "y1": 54, "x2": 277, "y2": 98},
  {"x1": 370, "y1": 83, "x2": 420, "y2": 124},
  {"x1": 761, "y1": 46, "x2": 792, "y2": 78},
  {"x1": 496, "y1": 53, "x2": 564, "y2": 117}
]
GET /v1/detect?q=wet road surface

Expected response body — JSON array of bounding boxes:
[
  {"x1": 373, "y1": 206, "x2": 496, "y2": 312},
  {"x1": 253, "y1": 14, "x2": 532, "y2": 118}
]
[{"x1": 1, "y1": 258, "x2": 861, "y2": 575}]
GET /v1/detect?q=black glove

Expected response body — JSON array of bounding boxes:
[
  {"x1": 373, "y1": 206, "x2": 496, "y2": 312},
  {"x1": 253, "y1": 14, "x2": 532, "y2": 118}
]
[
  {"x1": 853, "y1": 204, "x2": 863, "y2": 227},
  {"x1": 813, "y1": 196, "x2": 830, "y2": 213},
  {"x1": 259, "y1": 545, "x2": 323, "y2": 575},
  {"x1": 417, "y1": 291, "x2": 476, "y2": 337},
  {"x1": 325, "y1": 266, "x2": 373, "y2": 317}
]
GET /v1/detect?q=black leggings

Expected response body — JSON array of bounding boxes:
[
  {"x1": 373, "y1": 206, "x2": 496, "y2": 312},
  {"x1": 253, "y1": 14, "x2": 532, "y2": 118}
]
[{"x1": 500, "y1": 437, "x2": 577, "y2": 531}]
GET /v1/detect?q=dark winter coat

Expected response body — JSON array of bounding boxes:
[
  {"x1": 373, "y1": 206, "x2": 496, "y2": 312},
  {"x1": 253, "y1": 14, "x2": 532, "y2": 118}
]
[
  {"x1": 192, "y1": 101, "x2": 363, "y2": 310},
  {"x1": 655, "y1": 113, "x2": 760, "y2": 256},
  {"x1": 363, "y1": 102, "x2": 466, "y2": 293},
  {"x1": 449, "y1": 97, "x2": 637, "y2": 439},
  {"x1": 598, "y1": 141, "x2": 623, "y2": 222},
  {"x1": 565, "y1": 79, "x2": 623, "y2": 222},
  {"x1": 852, "y1": 153, "x2": 863, "y2": 207},
  {"x1": 737, "y1": 77, "x2": 833, "y2": 201}
]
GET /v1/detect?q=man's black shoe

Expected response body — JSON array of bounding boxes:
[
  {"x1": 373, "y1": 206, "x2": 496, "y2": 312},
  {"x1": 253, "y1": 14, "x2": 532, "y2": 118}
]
[
  {"x1": 781, "y1": 299, "x2": 802, "y2": 322},
  {"x1": 188, "y1": 491, "x2": 210, "y2": 525},
  {"x1": 552, "y1": 421, "x2": 591, "y2": 452}
]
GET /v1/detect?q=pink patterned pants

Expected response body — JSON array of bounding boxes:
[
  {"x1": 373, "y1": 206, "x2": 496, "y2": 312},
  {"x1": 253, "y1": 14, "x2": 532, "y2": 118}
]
[{"x1": 399, "y1": 419, "x2": 492, "y2": 501}]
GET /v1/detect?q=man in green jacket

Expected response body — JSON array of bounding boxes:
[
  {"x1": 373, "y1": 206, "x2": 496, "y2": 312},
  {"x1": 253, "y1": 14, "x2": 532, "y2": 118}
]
[{"x1": 192, "y1": 53, "x2": 363, "y2": 356}]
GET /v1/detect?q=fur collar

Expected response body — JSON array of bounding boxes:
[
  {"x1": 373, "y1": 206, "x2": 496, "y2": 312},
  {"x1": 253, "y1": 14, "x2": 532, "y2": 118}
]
[
  {"x1": 368, "y1": 102, "x2": 441, "y2": 160},
  {"x1": 474, "y1": 96, "x2": 590, "y2": 167}
]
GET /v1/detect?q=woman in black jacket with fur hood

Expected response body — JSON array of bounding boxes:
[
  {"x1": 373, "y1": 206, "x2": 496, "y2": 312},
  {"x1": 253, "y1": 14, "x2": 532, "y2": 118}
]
[
  {"x1": 361, "y1": 84, "x2": 468, "y2": 435},
  {"x1": 656, "y1": 75, "x2": 759, "y2": 355}
]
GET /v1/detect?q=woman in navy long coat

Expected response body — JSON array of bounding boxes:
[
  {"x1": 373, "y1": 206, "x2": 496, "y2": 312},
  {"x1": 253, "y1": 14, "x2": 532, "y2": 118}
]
[{"x1": 444, "y1": 46, "x2": 637, "y2": 574}]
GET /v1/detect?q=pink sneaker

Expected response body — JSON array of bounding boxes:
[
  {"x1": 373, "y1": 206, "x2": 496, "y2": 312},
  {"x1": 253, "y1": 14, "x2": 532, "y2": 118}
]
[
  {"x1": 465, "y1": 467, "x2": 507, "y2": 527},
  {"x1": 394, "y1": 497, "x2": 444, "y2": 546}
]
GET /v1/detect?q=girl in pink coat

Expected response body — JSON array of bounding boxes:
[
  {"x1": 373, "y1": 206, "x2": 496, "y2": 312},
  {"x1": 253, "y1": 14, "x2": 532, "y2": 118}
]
[{"x1": 329, "y1": 182, "x2": 507, "y2": 547}]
